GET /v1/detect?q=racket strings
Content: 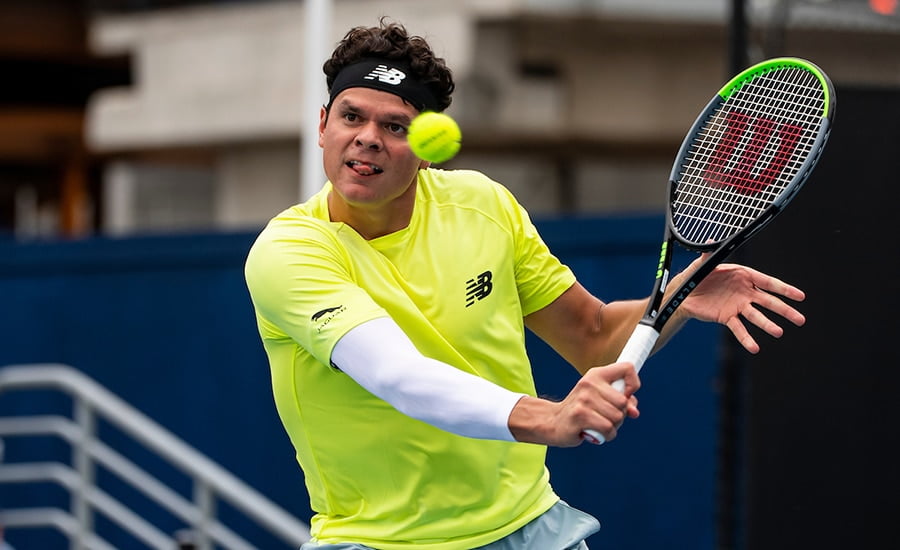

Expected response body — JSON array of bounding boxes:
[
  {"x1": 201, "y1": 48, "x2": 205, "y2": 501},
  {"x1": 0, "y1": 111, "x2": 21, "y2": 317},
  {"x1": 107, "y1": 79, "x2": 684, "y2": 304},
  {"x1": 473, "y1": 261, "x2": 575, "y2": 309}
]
[{"x1": 673, "y1": 66, "x2": 826, "y2": 246}]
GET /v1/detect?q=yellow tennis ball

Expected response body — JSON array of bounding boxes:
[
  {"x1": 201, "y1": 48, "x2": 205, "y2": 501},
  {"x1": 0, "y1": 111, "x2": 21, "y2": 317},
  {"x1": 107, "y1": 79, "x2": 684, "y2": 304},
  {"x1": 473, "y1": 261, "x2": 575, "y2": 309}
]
[{"x1": 407, "y1": 111, "x2": 461, "y2": 164}]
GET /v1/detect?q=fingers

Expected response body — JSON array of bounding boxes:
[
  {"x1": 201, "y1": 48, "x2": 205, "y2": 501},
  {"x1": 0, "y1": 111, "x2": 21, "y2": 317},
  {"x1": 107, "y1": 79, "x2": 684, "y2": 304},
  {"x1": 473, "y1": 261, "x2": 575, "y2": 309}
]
[
  {"x1": 741, "y1": 304, "x2": 783, "y2": 338},
  {"x1": 626, "y1": 395, "x2": 640, "y2": 419},
  {"x1": 595, "y1": 360, "x2": 640, "y2": 395},
  {"x1": 726, "y1": 314, "x2": 760, "y2": 354},
  {"x1": 575, "y1": 363, "x2": 641, "y2": 444},
  {"x1": 737, "y1": 266, "x2": 806, "y2": 324},
  {"x1": 727, "y1": 290, "x2": 805, "y2": 354},
  {"x1": 749, "y1": 268, "x2": 806, "y2": 303},
  {"x1": 735, "y1": 269, "x2": 807, "y2": 353},
  {"x1": 751, "y1": 284, "x2": 806, "y2": 327},
  {"x1": 702, "y1": 264, "x2": 807, "y2": 355}
]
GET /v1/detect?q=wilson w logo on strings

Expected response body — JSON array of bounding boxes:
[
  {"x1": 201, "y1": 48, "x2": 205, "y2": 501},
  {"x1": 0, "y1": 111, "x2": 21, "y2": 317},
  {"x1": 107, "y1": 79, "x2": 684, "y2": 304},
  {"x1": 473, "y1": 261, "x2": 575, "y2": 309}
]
[{"x1": 703, "y1": 110, "x2": 804, "y2": 195}]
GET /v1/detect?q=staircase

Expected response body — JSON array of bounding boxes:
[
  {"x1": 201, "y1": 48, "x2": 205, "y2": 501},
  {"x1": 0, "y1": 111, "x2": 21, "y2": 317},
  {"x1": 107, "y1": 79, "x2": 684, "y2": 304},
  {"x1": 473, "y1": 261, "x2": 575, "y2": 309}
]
[{"x1": 0, "y1": 364, "x2": 311, "y2": 549}]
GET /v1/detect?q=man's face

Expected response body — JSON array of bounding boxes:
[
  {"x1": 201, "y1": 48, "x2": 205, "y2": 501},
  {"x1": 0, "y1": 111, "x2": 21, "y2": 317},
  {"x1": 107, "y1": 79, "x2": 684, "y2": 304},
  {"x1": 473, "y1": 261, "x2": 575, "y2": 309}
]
[{"x1": 319, "y1": 87, "x2": 428, "y2": 211}]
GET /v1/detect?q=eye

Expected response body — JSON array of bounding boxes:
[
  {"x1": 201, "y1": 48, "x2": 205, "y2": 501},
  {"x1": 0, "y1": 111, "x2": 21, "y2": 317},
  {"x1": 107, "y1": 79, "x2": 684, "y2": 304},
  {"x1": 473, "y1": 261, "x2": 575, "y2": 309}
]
[
  {"x1": 386, "y1": 122, "x2": 407, "y2": 136},
  {"x1": 343, "y1": 112, "x2": 360, "y2": 123}
]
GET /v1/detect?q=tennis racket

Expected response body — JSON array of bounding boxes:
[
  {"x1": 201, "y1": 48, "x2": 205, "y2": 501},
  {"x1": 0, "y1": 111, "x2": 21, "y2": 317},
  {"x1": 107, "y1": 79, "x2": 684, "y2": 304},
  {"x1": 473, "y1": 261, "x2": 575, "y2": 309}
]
[{"x1": 583, "y1": 57, "x2": 835, "y2": 445}]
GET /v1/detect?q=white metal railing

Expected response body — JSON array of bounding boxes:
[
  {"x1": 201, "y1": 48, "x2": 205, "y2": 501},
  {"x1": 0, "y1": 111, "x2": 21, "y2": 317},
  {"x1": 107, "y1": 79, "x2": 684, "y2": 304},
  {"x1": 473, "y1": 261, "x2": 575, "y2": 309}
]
[{"x1": 0, "y1": 364, "x2": 311, "y2": 550}]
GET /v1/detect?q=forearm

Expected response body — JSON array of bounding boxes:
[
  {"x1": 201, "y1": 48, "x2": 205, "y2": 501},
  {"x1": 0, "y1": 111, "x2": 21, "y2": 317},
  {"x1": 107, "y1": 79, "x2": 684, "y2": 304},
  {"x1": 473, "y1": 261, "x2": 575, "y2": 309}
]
[
  {"x1": 602, "y1": 271, "x2": 694, "y2": 363},
  {"x1": 331, "y1": 317, "x2": 527, "y2": 441},
  {"x1": 507, "y1": 395, "x2": 558, "y2": 444},
  {"x1": 588, "y1": 299, "x2": 649, "y2": 371},
  {"x1": 525, "y1": 284, "x2": 646, "y2": 375},
  {"x1": 525, "y1": 281, "x2": 694, "y2": 377}
]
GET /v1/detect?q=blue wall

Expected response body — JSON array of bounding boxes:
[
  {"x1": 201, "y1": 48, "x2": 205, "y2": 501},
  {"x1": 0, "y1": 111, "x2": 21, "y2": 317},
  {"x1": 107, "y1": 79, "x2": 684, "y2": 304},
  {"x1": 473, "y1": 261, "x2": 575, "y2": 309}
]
[{"x1": 0, "y1": 216, "x2": 722, "y2": 549}]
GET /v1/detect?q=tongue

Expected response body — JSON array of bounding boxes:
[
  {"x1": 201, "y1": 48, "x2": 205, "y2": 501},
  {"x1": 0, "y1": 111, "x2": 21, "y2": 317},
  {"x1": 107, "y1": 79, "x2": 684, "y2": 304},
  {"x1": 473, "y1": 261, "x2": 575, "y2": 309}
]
[{"x1": 352, "y1": 163, "x2": 379, "y2": 176}]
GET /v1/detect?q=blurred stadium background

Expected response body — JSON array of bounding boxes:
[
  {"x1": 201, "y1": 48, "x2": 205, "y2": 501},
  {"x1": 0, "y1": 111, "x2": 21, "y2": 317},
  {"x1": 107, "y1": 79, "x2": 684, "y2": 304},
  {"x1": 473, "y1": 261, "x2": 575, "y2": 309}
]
[{"x1": 0, "y1": 1, "x2": 898, "y2": 549}]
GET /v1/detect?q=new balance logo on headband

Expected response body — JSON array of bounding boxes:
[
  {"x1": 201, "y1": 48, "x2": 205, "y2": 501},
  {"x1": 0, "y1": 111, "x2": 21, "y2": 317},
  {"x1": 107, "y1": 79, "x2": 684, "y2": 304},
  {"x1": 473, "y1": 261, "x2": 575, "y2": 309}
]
[
  {"x1": 328, "y1": 59, "x2": 438, "y2": 113},
  {"x1": 364, "y1": 65, "x2": 407, "y2": 86}
]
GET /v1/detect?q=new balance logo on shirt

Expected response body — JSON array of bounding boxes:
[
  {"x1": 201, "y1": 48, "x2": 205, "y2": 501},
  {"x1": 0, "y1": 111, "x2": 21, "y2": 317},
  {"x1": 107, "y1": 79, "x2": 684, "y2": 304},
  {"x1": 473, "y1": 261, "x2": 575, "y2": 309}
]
[
  {"x1": 364, "y1": 65, "x2": 406, "y2": 86},
  {"x1": 465, "y1": 271, "x2": 493, "y2": 307}
]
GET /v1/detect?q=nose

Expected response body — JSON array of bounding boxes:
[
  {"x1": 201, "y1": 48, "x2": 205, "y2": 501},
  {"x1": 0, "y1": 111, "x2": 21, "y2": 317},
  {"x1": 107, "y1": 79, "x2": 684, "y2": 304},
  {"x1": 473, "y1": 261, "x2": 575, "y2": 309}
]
[{"x1": 355, "y1": 122, "x2": 383, "y2": 151}]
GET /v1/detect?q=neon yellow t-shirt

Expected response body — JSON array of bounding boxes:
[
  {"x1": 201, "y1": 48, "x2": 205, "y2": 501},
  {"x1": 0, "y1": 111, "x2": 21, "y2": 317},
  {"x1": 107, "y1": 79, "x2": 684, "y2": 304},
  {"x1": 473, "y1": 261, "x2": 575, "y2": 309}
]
[{"x1": 245, "y1": 168, "x2": 576, "y2": 549}]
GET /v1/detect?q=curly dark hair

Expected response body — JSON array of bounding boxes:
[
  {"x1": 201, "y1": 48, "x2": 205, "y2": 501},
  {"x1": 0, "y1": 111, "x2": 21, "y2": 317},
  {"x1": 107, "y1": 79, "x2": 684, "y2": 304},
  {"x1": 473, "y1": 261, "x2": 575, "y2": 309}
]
[{"x1": 323, "y1": 19, "x2": 455, "y2": 112}]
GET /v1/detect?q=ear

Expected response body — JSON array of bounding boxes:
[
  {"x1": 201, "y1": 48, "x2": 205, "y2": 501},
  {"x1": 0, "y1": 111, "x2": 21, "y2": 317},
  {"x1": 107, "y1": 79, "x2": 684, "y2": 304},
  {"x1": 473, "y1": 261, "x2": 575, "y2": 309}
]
[{"x1": 317, "y1": 106, "x2": 328, "y2": 147}]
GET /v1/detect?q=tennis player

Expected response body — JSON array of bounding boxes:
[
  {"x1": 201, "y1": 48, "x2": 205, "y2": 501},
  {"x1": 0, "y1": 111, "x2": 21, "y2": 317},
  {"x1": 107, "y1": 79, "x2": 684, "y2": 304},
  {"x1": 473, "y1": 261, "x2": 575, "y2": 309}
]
[{"x1": 244, "y1": 19, "x2": 806, "y2": 550}]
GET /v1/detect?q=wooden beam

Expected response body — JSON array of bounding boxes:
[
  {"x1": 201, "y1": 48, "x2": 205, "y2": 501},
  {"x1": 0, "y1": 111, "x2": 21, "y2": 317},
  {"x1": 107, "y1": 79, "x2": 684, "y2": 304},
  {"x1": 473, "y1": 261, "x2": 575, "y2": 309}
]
[
  {"x1": 0, "y1": 108, "x2": 84, "y2": 161},
  {"x1": 0, "y1": 0, "x2": 87, "y2": 58}
]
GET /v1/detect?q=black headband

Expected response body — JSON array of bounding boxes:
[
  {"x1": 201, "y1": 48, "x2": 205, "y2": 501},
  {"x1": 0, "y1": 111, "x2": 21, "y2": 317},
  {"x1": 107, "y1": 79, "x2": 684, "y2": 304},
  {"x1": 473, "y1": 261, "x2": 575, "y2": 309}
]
[{"x1": 327, "y1": 58, "x2": 440, "y2": 113}]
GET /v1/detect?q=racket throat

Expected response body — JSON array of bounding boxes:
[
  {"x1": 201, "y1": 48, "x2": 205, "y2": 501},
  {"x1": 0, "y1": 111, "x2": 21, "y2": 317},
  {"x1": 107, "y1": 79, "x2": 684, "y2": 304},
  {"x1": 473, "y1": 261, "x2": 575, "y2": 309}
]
[
  {"x1": 655, "y1": 279, "x2": 698, "y2": 328},
  {"x1": 646, "y1": 239, "x2": 675, "y2": 320}
]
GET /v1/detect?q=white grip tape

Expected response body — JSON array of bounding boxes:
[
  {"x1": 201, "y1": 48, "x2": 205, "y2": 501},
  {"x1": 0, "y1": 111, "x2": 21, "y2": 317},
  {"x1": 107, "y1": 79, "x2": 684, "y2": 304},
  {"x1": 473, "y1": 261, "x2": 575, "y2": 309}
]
[
  {"x1": 583, "y1": 324, "x2": 661, "y2": 445},
  {"x1": 616, "y1": 323, "x2": 660, "y2": 375}
]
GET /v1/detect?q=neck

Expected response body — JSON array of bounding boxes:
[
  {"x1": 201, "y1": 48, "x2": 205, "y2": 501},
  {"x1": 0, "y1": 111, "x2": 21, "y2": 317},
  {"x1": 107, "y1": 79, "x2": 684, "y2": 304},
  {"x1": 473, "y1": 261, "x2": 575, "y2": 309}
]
[{"x1": 328, "y1": 183, "x2": 417, "y2": 240}]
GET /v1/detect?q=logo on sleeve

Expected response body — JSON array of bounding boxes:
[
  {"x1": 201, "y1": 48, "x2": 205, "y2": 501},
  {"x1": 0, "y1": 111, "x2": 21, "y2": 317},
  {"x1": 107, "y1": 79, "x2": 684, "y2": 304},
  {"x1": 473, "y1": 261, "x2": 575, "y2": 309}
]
[
  {"x1": 312, "y1": 306, "x2": 343, "y2": 322},
  {"x1": 312, "y1": 305, "x2": 346, "y2": 333},
  {"x1": 465, "y1": 271, "x2": 493, "y2": 307}
]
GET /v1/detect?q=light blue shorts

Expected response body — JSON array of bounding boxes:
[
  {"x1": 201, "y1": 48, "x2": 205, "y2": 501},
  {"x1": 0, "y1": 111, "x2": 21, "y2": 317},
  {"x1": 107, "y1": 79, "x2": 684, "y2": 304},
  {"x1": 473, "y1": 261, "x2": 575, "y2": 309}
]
[{"x1": 299, "y1": 500, "x2": 600, "y2": 550}]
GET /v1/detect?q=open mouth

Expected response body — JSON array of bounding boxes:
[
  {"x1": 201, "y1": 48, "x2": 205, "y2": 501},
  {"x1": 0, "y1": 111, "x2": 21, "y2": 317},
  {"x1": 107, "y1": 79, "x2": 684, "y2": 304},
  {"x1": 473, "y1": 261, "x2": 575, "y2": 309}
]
[{"x1": 347, "y1": 160, "x2": 384, "y2": 176}]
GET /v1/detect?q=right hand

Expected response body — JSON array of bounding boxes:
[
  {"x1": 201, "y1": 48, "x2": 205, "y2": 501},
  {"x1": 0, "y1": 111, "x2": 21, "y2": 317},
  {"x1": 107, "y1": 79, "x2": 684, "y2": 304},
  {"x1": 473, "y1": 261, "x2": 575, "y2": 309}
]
[{"x1": 508, "y1": 362, "x2": 640, "y2": 447}]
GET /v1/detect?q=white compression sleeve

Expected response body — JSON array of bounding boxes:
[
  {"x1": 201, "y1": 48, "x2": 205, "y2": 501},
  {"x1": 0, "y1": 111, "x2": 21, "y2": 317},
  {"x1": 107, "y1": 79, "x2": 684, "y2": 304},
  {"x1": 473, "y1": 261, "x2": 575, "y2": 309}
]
[{"x1": 330, "y1": 317, "x2": 527, "y2": 441}]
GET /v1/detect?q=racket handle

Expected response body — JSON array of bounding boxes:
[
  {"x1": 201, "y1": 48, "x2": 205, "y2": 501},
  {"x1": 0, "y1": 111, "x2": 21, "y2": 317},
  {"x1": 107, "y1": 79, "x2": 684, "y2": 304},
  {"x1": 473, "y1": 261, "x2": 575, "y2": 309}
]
[
  {"x1": 616, "y1": 323, "x2": 660, "y2": 375},
  {"x1": 582, "y1": 324, "x2": 661, "y2": 445}
]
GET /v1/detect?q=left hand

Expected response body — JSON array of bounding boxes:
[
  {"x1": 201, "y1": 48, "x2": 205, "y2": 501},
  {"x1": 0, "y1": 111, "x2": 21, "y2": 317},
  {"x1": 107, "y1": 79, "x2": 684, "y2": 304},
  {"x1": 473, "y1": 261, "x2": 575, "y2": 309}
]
[{"x1": 680, "y1": 257, "x2": 806, "y2": 354}]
